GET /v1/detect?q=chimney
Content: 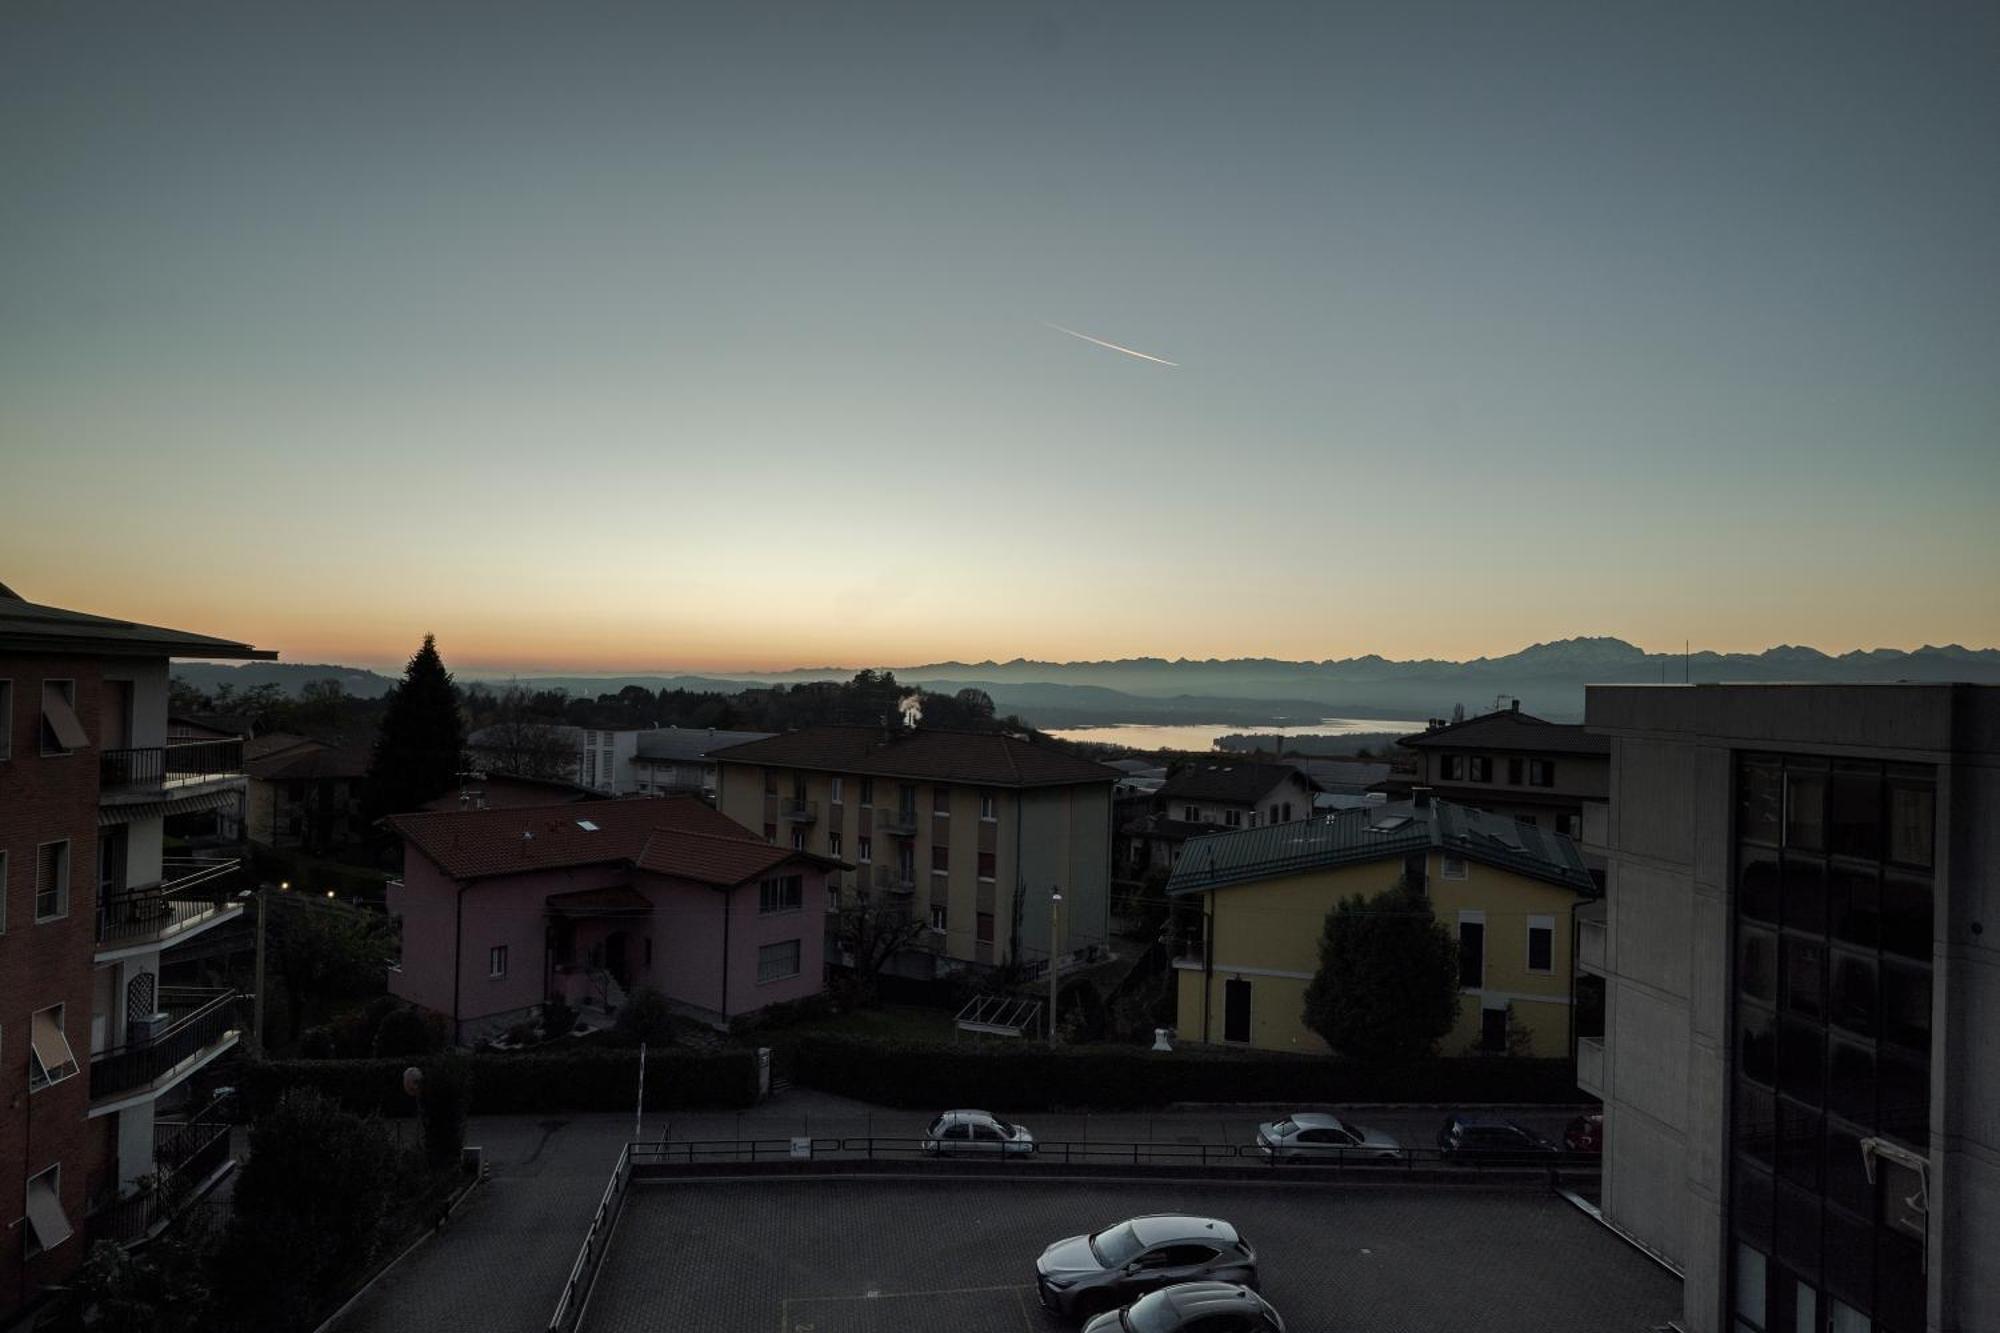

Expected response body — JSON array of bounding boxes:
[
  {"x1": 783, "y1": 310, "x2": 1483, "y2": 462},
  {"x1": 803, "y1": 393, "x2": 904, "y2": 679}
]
[
  {"x1": 1411, "y1": 786, "x2": 1433, "y2": 810},
  {"x1": 1510, "y1": 698, "x2": 1521, "y2": 713}
]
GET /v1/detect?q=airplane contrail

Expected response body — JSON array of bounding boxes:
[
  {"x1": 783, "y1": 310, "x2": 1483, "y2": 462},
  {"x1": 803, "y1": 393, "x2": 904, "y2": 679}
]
[{"x1": 1043, "y1": 321, "x2": 1179, "y2": 367}]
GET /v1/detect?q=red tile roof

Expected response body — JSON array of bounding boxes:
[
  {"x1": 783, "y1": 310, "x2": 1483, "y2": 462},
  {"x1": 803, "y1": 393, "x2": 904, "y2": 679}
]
[
  {"x1": 633, "y1": 828, "x2": 819, "y2": 886},
  {"x1": 387, "y1": 795, "x2": 769, "y2": 882},
  {"x1": 709, "y1": 724, "x2": 1118, "y2": 787}
]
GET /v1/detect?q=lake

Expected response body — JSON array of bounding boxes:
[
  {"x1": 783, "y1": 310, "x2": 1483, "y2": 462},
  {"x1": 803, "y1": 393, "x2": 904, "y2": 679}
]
[{"x1": 1046, "y1": 717, "x2": 1424, "y2": 752}]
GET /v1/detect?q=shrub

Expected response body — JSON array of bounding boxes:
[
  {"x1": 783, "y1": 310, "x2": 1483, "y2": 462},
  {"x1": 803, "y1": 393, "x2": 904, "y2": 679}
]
[
  {"x1": 238, "y1": 1046, "x2": 759, "y2": 1117},
  {"x1": 614, "y1": 986, "x2": 676, "y2": 1046},
  {"x1": 371, "y1": 1007, "x2": 437, "y2": 1059},
  {"x1": 541, "y1": 998, "x2": 577, "y2": 1040},
  {"x1": 419, "y1": 1054, "x2": 472, "y2": 1169},
  {"x1": 787, "y1": 1035, "x2": 1582, "y2": 1111}
]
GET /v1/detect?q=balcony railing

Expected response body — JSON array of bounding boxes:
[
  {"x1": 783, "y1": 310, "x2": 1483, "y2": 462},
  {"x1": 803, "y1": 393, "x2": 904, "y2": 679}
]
[
  {"x1": 87, "y1": 1103, "x2": 235, "y2": 1244},
  {"x1": 877, "y1": 807, "x2": 920, "y2": 837},
  {"x1": 90, "y1": 988, "x2": 241, "y2": 1103},
  {"x1": 1577, "y1": 915, "x2": 1606, "y2": 975},
  {"x1": 780, "y1": 798, "x2": 818, "y2": 824},
  {"x1": 100, "y1": 739, "x2": 245, "y2": 794},
  {"x1": 875, "y1": 865, "x2": 917, "y2": 895},
  {"x1": 97, "y1": 858, "x2": 243, "y2": 950},
  {"x1": 1577, "y1": 1035, "x2": 1605, "y2": 1096}
]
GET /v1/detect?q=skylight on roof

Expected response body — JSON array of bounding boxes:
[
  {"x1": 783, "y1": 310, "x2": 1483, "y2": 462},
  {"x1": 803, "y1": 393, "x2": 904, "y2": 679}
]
[
  {"x1": 576, "y1": 820, "x2": 600, "y2": 832},
  {"x1": 1367, "y1": 815, "x2": 1412, "y2": 832}
]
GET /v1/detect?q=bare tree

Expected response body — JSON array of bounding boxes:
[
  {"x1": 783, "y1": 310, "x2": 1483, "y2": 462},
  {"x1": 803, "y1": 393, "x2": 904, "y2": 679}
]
[
  {"x1": 473, "y1": 687, "x2": 577, "y2": 781},
  {"x1": 831, "y1": 895, "x2": 931, "y2": 988}
]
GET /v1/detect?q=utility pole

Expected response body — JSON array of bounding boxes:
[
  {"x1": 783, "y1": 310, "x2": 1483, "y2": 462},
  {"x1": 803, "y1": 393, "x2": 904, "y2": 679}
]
[
  {"x1": 1047, "y1": 887, "x2": 1063, "y2": 1047},
  {"x1": 251, "y1": 882, "x2": 279, "y2": 1052}
]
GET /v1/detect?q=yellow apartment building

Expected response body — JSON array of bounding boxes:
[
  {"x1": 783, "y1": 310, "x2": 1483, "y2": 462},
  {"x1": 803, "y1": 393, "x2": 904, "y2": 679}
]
[
  {"x1": 712, "y1": 725, "x2": 1117, "y2": 976},
  {"x1": 1171, "y1": 796, "x2": 1597, "y2": 1057}
]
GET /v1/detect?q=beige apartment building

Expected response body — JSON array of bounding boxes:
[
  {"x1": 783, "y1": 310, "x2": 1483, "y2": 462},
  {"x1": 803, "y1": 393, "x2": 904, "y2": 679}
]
[{"x1": 712, "y1": 725, "x2": 1117, "y2": 976}]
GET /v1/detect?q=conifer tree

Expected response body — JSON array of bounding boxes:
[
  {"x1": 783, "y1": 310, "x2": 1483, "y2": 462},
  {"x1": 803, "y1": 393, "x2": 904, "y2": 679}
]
[{"x1": 365, "y1": 634, "x2": 465, "y2": 817}]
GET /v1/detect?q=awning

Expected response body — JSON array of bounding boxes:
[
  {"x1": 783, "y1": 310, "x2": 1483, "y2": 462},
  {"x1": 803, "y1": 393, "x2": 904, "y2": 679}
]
[
  {"x1": 545, "y1": 886, "x2": 653, "y2": 916},
  {"x1": 99, "y1": 787, "x2": 243, "y2": 827},
  {"x1": 25, "y1": 1171, "x2": 73, "y2": 1253},
  {"x1": 30, "y1": 1007, "x2": 80, "y2": 1086},
  {"x1": 42, "y1": 684, "x2": 90, "y2": 751}
]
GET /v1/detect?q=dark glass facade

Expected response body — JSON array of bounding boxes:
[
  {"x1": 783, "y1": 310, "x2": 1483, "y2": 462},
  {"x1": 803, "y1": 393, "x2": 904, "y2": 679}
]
[{"x1": 1730, "y1": 756, "x2": 1933, "y2": 1333}]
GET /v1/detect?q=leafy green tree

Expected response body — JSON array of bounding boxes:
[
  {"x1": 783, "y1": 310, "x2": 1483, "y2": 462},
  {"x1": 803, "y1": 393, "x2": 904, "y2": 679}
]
[
  {"x1": 268, "y1": 898, "x2": 396, "y2": 1047},
  {"x1": 57, "y1": 1219, "x2": 217, "y2": 1333},
  {"x1": 1300, "y1": 881, "x2": 1461, "y2": 1065},
  {"x1": 365, "y1": 634, "x2": 465, "y2": 818},
  {"x1": 213, "y1": 1089, "x2": 399, "y2": 1331}
]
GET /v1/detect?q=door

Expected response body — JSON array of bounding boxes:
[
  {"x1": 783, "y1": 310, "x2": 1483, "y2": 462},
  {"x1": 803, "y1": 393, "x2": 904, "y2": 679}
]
[
  {"x1": 104, "y1": 681, "x2": 134, "y2": 751},
  {"x1": 971, "y1": 1123, "x2": 1009, "y2": 1154},
  {"x1": 604, "y1": 931, "x2": 630, "y2": 989},
  {"x1": 1223, "y1": 978, "x2": 1251, "y2": 1044}
]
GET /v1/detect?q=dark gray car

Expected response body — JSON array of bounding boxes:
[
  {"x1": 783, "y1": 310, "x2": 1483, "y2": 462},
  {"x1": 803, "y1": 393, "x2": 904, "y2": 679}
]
[
  {"x1": 1082, "y1": 1282, "x2": 1286, "y2": 1333},
  {"x1": 1036, "y1": 1216, "x2": 1257, "y2": 1321}
]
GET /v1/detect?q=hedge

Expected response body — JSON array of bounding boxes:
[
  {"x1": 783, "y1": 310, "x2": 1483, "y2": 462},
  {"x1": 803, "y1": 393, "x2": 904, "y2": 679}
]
[
  {"x1": 786, "y1": 1034, "x2": 1581, "y2": 1110},
  {"x1": 239, "y1": 1046, "x2": 759, "y2": 1118}
]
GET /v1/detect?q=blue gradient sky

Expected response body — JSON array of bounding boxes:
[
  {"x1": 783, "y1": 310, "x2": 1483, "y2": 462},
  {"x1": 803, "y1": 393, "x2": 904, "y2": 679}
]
[{"x1": 2, "y1": 2, "x2": 1995, "y2": 671}]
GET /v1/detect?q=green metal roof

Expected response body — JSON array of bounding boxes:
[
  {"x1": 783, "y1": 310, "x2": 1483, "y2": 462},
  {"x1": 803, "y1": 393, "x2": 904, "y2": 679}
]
[{"x1": 1166, "y1": 799, "x2": 1595, "y2": 897}]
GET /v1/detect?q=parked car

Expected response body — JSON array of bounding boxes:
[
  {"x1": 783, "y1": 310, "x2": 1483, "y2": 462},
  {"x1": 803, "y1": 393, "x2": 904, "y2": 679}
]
[
  {"x1": 1255, "y1": 1111, "x2": 1403, "y2": 1163},
  {"x1": 1435, "y1": 1112, "x2": 1560, "y2": 1163},
  {"x1": 1564, "y1": 1111, "x2": 1603, "y2": 1154},
  {"x1": 922, "y1": 1109, "x2": 1036, "y2": 1155},
  {"x1": 1082, "y1": 1282, "x2": 1286, "y2": 1333},
  {"x1": 1036, "y1": 1216, "x2": 1258, "y2": 1320}
]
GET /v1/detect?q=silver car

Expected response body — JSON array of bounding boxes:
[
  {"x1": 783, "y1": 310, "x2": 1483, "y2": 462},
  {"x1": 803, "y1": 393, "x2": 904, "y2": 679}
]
[
  {"x1": 1255, "y1": 1111, "x2": 1403, "y2": 1162},
  {"x1": 922, "y1": 1109, "x2": 1036, "y2": 1155}
]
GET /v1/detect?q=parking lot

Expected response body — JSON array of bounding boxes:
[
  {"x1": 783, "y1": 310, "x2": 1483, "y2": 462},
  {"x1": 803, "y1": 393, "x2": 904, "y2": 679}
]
[{"x1": 579, "y1": 1176, "x2": 1679, "y2": 1333}]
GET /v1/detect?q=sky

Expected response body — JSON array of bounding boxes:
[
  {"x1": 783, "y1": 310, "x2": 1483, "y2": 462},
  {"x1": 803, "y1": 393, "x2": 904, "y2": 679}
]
[{"x1": 2, "y1": 2, "x2": 1996, "y2": 673}]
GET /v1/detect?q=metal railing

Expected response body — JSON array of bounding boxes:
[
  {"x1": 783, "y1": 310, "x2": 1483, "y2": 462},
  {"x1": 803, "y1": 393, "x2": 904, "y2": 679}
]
[
  {"x1": 100, "y1": 738, "x2": 245, "y2": 792},
  {"x1": 622, "y1": 1136, "x2": 1602, "y2": 1175},
  {"x1": 781, "y1": 798, "x2": 818, "y2": 823},
  {"x1": 874, "y1": 865, "x2": 917, "y2": 894},
  {"x1": 548, "y1": 1143, "x2": 631, "y2": 1333},
  {"x1": 96, "y1": 858, "x2": 243, "y2": 948},
  {"x1": 90, "y1": 989, "x2": 241, "y2": 1102},
  {"x1": 876, "y1": 807, "x2": 920, "y2": 836},
  {"x1": 87, "y1": 1100, "x2": 235, "y2": 1244}
]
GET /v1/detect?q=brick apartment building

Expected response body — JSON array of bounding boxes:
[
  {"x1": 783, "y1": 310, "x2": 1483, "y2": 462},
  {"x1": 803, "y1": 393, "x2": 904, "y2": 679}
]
[{"x1": 1, "y1": 583, "x2": 268, "y2": 1316}]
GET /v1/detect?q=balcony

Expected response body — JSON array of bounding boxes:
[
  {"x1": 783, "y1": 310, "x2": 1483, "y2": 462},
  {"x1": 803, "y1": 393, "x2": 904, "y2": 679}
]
[
  {"x1": 1577, "y1": 1035, "x2": 1606, "y2": 1097},
  {"x1": 1577, "y1": 908, "x2": 1606, "y2": 977},
  {"x1": 87, "y1": 1099, "x2": 235, "y2": 1244},
  {"x1": 875, "y1": 864, "x2": 917, "y2": 895},
  {"x1": 90, "y1": 988, "x2": 242, "y2": 1106},
  {"x1": 100, "y1": 739, "x2": 245, "y2": 803},
  {"x1": 96, "y1": 858, "x2": 244, "y2": 956},
  {"x1": 781, "y1": 798, "x2": 818, "y2": 824},
  {"x1": 876, "y1": 807, "x2": 920, "y2": 837}
]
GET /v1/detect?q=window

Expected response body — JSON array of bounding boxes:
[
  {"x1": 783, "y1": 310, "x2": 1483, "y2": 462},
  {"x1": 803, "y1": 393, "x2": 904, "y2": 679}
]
[
  {"x1": 977, "y1": 850, "x2": 996, "y2": 881},
  {"x1": 488, "y1": 945, "x2": 508, "y2": 978},
  {"x1": 830, "y1": 776, "x2": 844, "y2": 804},
  {"x1": 930, "y1": 904, "x2": 947, "y2": 932},
  {"x1": 35, "y1": 840, "x2": 69, "y2": 921},
  {"x1": 933, "y1": 785, "x2": 950, "y2": 814},
  {"x1": 1528, "y1": 760, "x2": 1555, "y2": 787},
  {"x1": 791, "y1": 827, "x2": 806, "y2": 850},
  {"x1": 758, "y1": 939, "x2": 801, "y2": 983},
  {"x1": 584, "y1": 753, "x2": 598, "y2": 787},
  {"x1": 1403, "y1": 853, "x2": 1428, "y2": 893},
  {"x1": 24, "y1": 1164, "x2": 71, "y2": 1256},
  {"x1": 931, "y1": 845, "x2": 950, "y2": 874},
  {"x1": 979, "y1": 792, "x2": 996, "y2": 821},
  {"x1": 827, "y1": 830, "x2": 842, "y2": 857},
  {"x1": 1225, "y1": 810, "x2": 1242, "y2": 828},
  {"x1": 1182, "y1": 804, "x2": 1200, "y2": 822},
  {"x1": 1281, "y1": 802, "x2": 1293, "y2": 822},
  {"x1": 1442, "y1": 754, "x2": 1465, "y2": 781},
  {"x1": 1468, "y1": 756, "x2": 1492, "y2": 783},
  {"x1": 976, "y1": 912, "x2": 994, "y2": 944},
  {"x1": 0, "y1": 678, "x2": 11, "y2": 760},
  {"x1": 762, "y1": 822, "x2": 777, "y2": 842},
  {"x1": 859, "y1": 778, "x2": 874, "y2": 804},
  {"x1": 41, "y1": 680, "x2": 86, "y2": 755},
  {"x1": 760, "y1": 875, "x2": 803, "y2": 913},
  {"x1": 1479, "y1": 1006, "x2": 1508, "y2": 1053},
  {"x1": 1248, "y1": 811, "x2": 1260, "y2": 827},
  {"x1": 897, "y1": 783, "x2": 917, "y2": 816},
  {"x1": 763, "y1": 768, "x2": 778, "y2": 796},
  {"x1": 1442, "y1": 855, "x2": 1468, "y2": 880},
  {"x1": 1267, "y1": 803, "x2": 1278, "y2": 824},
  {"x1": 1556, "y1": 812, "x2": 1581, "y2": 838},
  {"x1": 856, "y1": 836, "x2": 872, "y2": 863},
  {"x1": 1507, "y1": 757, "x2": 1523, "y2": 785},
  {"x1": 1458, "y1": 914, "x2": 1485, "y2": 989},
  {"x1": 1223, "y1": 977, "x2": 1251, "y2": 1043},
  {"x1": 28, "y1": 1004, "x2": 78, "y2": 1089},
  {"x1": 1527, "y1": 915, "x2": 1554, "y2": 973}
]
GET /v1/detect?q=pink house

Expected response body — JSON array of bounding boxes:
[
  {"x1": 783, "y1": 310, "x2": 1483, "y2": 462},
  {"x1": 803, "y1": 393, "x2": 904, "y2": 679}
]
[{"x1": 385, "y1": 795, "x2": 840, "y2": 1044}]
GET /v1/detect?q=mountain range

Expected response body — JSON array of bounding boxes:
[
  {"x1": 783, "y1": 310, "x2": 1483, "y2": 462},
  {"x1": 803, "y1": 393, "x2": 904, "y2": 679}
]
[{"x1": 174, "y1": 638, "x2": 2000, "y2": 726}]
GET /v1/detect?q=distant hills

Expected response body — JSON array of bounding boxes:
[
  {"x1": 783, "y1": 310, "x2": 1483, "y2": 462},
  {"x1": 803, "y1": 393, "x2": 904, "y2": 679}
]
[{"x1": 174, "y1": 637, "x2": 2000, "y2": 725}]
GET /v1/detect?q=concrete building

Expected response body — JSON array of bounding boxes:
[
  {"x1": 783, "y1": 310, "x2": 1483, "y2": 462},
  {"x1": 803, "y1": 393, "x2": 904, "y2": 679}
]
[
  {"x1": 631, "y1": 728, "x2": 775, "y2": 799},
  {"x1": 1123, "y1": 759, "x2": 1319, "y2": 880},
  {"x1": 1, "y1": 584, "x2": 266, "y2": 1316},
  {"x1": 711, "y1": 725, "x2": 1117, "y2": 976},
  {"x1": 385, "y1": 795, "x2": 840, "y2": 1041},
  {"x1": 1401, "y1": 704, "x2": 1609, "y2": 835},
  {"x1": 1170, "y1": 795, "x2": 1595, "y2": 1056},
  {"x1": 1582, "y1": 683, "x2": 1997, "y2": 1333}
]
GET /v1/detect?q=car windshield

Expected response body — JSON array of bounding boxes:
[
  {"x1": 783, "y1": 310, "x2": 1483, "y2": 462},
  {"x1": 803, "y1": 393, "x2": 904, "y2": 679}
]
[
  {"x1": 990, "y1": 1117, "x2": 1017, "y2": 1134},
  {"x1": 1270, "y1": 1119, "x2": 1296, "y2": 1135},
  {"x1": 1089, "y1": 1222, "x2": 1146, "y2": 1268},
  {"x1": 1122, "y1": 1292, "x2": 1177, "y2": 1333}
]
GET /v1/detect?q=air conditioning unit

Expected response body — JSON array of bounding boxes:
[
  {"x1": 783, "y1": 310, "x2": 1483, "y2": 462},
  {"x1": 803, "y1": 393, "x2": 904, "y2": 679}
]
[{"x1": 127, "y1": 1011, "x2": 169, "y2": 1044}]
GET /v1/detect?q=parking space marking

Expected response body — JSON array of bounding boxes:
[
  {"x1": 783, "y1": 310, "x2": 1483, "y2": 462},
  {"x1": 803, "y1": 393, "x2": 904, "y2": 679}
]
[{"x1": 780, "y1": 1283, "x2": 1043, "y2": 1333}]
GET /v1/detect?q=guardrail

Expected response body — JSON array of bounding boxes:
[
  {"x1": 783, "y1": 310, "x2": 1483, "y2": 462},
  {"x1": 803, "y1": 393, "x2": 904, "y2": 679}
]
[
  {"x1": 548, "y1": 1143, "x2": 632, "y2": 1333},
  {"x1": 97, "y1": 858, "x2": 242, "y2": 948},
  {"x1": 621, "y1": 1136, "x2": 1601, "y2": 1175},
  {"x1": 89, "y1": 989, "x2": 241, "y2": 1101},
  {"x1": 100, "y1": 738, "x2": 245, "y2": 792}
]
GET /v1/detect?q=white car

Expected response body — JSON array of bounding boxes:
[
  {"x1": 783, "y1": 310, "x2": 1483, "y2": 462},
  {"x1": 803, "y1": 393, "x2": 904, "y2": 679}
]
[
  {"x1": 922, "y1": 1109, "x2": 1036, "y2": 1155},
  {"x1": 1255, "y1": 1111, "x2": 1403, "y2": 1162}
]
